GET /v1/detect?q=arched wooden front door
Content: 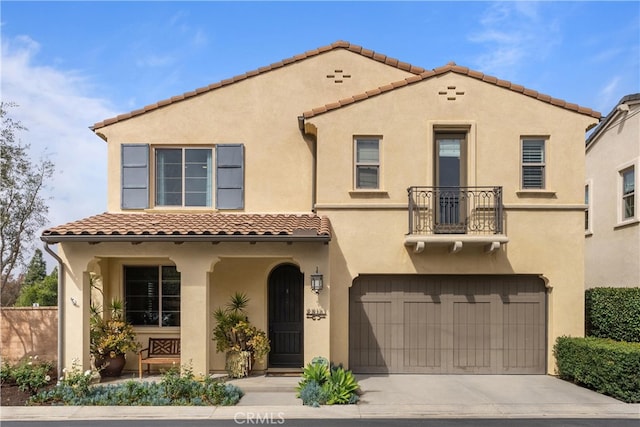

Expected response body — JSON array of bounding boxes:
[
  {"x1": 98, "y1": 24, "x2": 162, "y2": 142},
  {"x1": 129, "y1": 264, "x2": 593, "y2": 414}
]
[{"x1": 268, "y1": 264, "x2": 304, "y2": 368}]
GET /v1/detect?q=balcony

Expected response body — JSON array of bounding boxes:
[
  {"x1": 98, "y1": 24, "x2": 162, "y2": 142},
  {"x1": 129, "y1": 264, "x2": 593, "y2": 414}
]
[{"x1": 406, "y1": 186, "x2": 508, "y2": 253}]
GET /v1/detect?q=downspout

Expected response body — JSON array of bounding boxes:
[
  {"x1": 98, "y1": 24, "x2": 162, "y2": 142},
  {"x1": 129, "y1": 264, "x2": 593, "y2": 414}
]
[
  {"x1": 298, "y1": 116, "x2": 318, "y2": 212},
  {"x1": 43, "y1": 242, "x2": 64, "y2": 380}
]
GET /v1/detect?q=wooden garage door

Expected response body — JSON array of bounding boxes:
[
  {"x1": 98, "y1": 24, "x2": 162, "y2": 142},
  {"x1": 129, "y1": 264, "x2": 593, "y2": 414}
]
[{"x1": 349, "y1": 275, "x2": 546, "y2": 374}]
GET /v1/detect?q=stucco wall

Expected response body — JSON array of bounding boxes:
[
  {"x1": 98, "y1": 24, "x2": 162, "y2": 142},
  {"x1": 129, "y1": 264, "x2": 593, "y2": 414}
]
[
  {"x1": 98, "y1": 49, "x2": 416, "y2": 214},
  {"x1": 1, "y1": 307, "x2": 58, "y2": 364},
  {"x1": 585, "y1": 100, "x2": 640, "y2": 287},
  {"x1": 309, "y1": 72, "x2": 596, "y2": 373}
]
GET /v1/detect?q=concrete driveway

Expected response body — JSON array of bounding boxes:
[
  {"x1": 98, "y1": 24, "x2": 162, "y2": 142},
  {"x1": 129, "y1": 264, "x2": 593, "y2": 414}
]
[{"x1": 354, "y1": 374, "x2": 639, "y2": 418}]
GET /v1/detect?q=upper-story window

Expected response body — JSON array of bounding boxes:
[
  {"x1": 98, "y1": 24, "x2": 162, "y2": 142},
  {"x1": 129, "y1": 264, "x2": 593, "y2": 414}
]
[
  {"x1": 121, "y1": 144, "x2": 244, "y2": 210},
  {"x1": 156, "y1": 148, "x2": 211, "y2": 207},
  {"x1": 354, "y1": 137, "x2": 380, "y2": 189},
  {"x1": 622, "y1": 166, "x2": 635, "y2": 220},
  {"x1": 521, "y1": 138, "x2": 546, "y2": 189}
]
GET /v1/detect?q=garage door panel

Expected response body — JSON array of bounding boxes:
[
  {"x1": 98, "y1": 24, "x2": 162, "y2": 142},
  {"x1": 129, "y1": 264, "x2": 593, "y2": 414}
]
[
  {"x1": 453, "y1": 302, "x2": 492, "y2": 371},
  {"x1": 404, "y1": 301, "x2": 442, "y2": 369},
  {"x1": 502, "y1": 301, "x2": 545, "y2": 373},
  {"x1": 350, "y1": 301, "x2": 392, "y2": 372}
]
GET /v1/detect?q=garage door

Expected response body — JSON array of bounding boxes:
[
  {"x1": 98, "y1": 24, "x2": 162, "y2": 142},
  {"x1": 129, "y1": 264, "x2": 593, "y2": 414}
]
[{"x1": 349, "y1": 275, "x2": 546, "y2": 374}]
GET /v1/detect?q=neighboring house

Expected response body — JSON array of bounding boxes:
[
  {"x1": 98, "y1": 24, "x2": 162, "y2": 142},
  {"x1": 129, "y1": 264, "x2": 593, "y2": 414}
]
[
  {"x1": 42, "y1": 41, "x2": 600, "y2": 376},
  {"x1": 585, "y1": 93, "x2": 640, "y2": 288}
]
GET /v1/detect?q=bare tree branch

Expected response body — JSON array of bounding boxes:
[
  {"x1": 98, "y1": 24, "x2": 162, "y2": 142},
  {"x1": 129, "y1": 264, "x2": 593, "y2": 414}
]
[{"x1": 0, "y1": 102, "x2": 55, "y2": 302}]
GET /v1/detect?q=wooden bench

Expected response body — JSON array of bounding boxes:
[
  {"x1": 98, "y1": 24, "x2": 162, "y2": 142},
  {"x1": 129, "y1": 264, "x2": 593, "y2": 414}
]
[{"x1": 138, "y1": 338, "x2": 181, "y2": 378}]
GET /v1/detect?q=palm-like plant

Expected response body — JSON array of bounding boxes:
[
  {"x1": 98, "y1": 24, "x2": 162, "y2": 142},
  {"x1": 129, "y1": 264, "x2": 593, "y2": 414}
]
[
  {"x1": 212, "y1": 292, "x2": 270, "y2": 359},
  {"x1": 90, "y1": 299, "x2": 140, "y2": 358}
]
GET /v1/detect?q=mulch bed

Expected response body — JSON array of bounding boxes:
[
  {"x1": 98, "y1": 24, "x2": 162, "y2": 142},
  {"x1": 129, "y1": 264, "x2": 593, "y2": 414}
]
[
  {"x1": 1, "y1": 383, "x2": 34, "y2": 406},
  {"x1": 1, "y1": 381, "x2": 57, "y2": 406}
]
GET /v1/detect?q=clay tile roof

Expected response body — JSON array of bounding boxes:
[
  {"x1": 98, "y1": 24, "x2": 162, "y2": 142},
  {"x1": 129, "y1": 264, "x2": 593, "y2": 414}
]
[
  {"x1": 303, "y1": 63, "x2": 601, "y2": 120},
  {"x1": 91, "y1": 40, "x2": 426, "y2": 130},
  {"x1": 41, "y1": 213, "x2": 332, "y2": 243}
]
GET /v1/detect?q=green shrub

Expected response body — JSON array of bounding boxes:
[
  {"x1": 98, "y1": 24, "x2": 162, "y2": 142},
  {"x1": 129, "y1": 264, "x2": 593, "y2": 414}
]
[
  {"x1": 298, "y1": 380, "x2": 329, "y2": 407},
  {"x1": 585, "y1": 287, "x2": 640, "y2": 342},
  {"x1": 1, "y1": 362, "x2": 14, "y2": 385},
  {"x1": 0, "y1": 356, "x2": 54, "y2": 394},
  {"x1": 30, "y1": 364, "x2": 243, "y2": 406},
  {"x1": 296, "y1": 357, "x2": 359, "y2": 406},
  {"x1": 554, "y1": 336, "x2": 640, "y2": 403}
]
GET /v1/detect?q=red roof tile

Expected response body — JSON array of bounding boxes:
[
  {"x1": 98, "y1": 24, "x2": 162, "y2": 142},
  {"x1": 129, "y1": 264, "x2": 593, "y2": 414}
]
[
  {"x1": 302, "y1": 62, "x2": 601, "y2": 120},
  {"x1": 41, "y1": 213, "x2": 332, "y2": 243},
  {"x1": 91, "y1": 41, "x2": 426, "y2": 130}
]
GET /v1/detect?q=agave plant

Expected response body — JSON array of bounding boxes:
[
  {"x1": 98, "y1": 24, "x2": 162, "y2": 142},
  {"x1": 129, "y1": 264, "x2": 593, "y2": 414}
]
[{"x1": 297, "y1": 357, "x2": 360, "y2": 406}]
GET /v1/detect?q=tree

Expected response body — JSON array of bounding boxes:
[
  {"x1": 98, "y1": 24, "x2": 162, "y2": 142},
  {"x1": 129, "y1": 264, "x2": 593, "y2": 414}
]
[
  {"x1": 0, "y1": 274, "x2": 23, "y2": 306},
  {"x1": 15, "y1": 267, "x2": 58, "y2": 307},
  {"x1": 23, "y1": 248, "x2": 47, "y2": 286},
  {"x1": 0, "y1": 102, "x2": 55, "y2": 300}
]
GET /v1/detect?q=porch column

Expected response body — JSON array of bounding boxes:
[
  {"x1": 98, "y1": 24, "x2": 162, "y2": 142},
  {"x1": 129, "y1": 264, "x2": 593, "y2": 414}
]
[
  {"x1": 171, "y1": 254, "x2": 218, "y2": 377},
  {"x1": 300, "y1": 255, "x2": 331, "y2": 365},
  {"x1": 58, "y1": 247, "x2": 95, "y2": 372}
]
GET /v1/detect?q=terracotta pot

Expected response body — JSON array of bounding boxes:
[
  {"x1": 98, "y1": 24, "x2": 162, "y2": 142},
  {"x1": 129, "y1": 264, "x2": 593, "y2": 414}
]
[{"x1": 95, "y1": 352, "x2": 126, "y2": 378}]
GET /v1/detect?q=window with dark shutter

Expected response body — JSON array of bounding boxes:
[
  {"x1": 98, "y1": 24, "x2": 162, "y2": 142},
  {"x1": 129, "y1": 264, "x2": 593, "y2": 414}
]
[
  {"x1": 216, "y1": 144, "x2": 244, "y2": 209},
  {"x1": 121, "y1": 144, "x2": 149, "y2": 209}
]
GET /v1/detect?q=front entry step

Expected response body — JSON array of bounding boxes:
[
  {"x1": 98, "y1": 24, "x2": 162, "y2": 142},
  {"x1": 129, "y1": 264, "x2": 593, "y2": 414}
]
[{"x1": 266, "y1": 367, "x2": 303, "y2": 377}]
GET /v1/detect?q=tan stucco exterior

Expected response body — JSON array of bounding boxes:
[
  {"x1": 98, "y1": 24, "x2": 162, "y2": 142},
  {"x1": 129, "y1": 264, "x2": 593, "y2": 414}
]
[
  {"x1": 46, "y1": 43, "x2": 599, "y2": 376},
  {"x1": 585, "y1": 94, "x2": 640, "y2": 287}
]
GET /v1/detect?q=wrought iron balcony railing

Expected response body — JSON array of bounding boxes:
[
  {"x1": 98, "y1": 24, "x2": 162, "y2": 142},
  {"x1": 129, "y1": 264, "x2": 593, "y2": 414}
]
[{"x1": 408, "y1": 186, "x2": 504, "y2": 236}]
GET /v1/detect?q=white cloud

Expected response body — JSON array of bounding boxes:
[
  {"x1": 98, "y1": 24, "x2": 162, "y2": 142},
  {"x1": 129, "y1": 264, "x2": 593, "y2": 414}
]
[
  {"x1": 468, "y1": 2, "x2": 560, "y2": 78},
  {"x1": 597, "y1": 76, "x2": 621, "y2": 113},
  {"x1": 192, "y1": 29, "x2": 207, "y2": 48},
  {"x1": 136, "y1": 53, "x2": 175, "y2": 68},
  {"x1": 590, "y1": 47, "x2": 625, "y2": 64},
  {"x1": 1, "y1": 35, "x2": 118, "y2": 246}
]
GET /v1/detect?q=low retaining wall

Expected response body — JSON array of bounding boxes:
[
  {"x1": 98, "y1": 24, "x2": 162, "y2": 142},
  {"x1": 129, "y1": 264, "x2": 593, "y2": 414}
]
[{"x1": 1, "y1": 307, "x2": 57, "y2": 364}]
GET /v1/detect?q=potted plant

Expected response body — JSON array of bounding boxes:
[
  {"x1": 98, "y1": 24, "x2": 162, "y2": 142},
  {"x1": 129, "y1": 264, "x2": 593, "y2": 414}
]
[
  {"x1": 90, "y1": 299, "x2": 140, "y2": 378},
  {"x1": 212, "y1": 292, "x2": 270, "y2": 378}
]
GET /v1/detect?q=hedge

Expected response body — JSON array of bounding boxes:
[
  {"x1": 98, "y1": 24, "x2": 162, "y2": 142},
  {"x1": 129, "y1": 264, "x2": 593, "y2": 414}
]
[
  {"x1": 585, "y1": 287, "x2": 640, "y2": 342},
  {"x1": 554, "y1": 336, "x2": 640, "y2": 403}
]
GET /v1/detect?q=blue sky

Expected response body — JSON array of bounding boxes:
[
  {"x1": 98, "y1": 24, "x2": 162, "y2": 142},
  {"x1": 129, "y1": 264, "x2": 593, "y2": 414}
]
[{"x1": 1, "y1": 1, "x2": 639, "y2": 266}]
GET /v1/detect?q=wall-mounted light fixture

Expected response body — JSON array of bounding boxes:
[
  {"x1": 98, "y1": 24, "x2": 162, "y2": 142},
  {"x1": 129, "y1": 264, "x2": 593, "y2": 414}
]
[{"x1": 310, "y1": 267, "x2": 323, "y2": 294}]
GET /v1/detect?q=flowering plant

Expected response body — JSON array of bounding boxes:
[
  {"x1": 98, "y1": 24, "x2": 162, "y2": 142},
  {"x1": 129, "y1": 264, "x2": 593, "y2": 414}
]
[{"x1": 90, "y1": 300, "x2": 140, "y2": 358}]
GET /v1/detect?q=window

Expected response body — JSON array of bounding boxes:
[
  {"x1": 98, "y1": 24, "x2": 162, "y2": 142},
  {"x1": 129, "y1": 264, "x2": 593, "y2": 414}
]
[
  {"x1": 120, "y1": 144, "x2": 244, "y2": 210},
  {"x1": 622, "y1": 167, "x2": 635, "y2": 219},
  {"x1": 216, "y1": 144, "x2": 245, "y2": 209},
  {"x1": 521, "y1": 138, "x2": 546, "y2": 189},
  {"x1": 585, "y1": 184, "x2": 590, "y2": 231},
  {"x1": 124, "y1": 266, "x2": 180, "y2": 327},
  {"x1": 121, "y1": 144, "x2": 150, "y2": 209},
  {"x1": 156, "y1": 148, "x2": 212, "y2": 207},
  {"x1": 355, "y1": 137, "x2": 380, "y2": 189}
]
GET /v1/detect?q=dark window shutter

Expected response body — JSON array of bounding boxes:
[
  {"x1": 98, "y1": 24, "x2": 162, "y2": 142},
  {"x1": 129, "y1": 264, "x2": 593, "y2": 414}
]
[
  {"x1": 216, "y1": 144, "x2": 244, "y2": 209},
  {"x1": 121, "y1": 144, "x2": 149, "y2": 209}
]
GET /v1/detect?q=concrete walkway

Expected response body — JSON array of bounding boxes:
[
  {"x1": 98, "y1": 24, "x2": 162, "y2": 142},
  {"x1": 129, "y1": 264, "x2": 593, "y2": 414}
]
[{"x1": 1, "y1": 374, "x2": 638, "y2": 421}]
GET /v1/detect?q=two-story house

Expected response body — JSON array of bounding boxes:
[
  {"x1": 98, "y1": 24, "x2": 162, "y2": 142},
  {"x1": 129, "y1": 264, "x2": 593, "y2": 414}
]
[
  {"x1": 585, "y1": 93, "x2": 640, "y2": 288},
  {"x1": 42, "y1": 41, "x2": 600, "y2": 376}
]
